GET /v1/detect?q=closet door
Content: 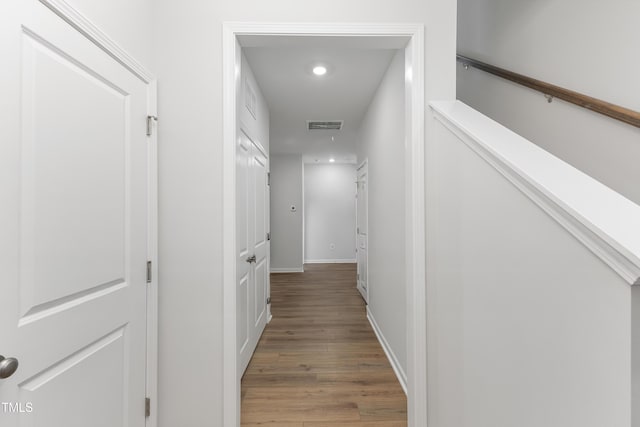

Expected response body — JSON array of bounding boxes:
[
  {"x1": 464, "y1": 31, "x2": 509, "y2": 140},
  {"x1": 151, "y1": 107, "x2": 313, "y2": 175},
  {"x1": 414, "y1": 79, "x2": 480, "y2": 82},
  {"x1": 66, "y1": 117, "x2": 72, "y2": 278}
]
[
  {"x1": 237, "y1": 129, "x2": 268, "y2": 376},
  {"x1": 0, "y1": 2, "x2": 151, "y2": 426},
  {"x1": 251, "y1": 146, "x2": 269, "y2": 349},
  {"x1": 356, "y1": 161, "x2": 369, "y2": 302},
  {"x1": 236, "y1": 130, "x2": 253, "y2": 375}
]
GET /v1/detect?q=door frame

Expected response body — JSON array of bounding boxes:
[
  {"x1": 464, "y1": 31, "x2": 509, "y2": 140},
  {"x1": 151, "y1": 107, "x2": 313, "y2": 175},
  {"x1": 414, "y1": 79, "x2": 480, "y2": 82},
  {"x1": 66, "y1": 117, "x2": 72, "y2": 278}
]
[
  {"x1": 37, "y1": 1, "x2": 159, "y2": 426},
  {"x1": 223, "y1": 22, "x2": 426, "y2": 427},
  {"x1": 356, "y1": 159, "x2": 369, "y2": 303}
]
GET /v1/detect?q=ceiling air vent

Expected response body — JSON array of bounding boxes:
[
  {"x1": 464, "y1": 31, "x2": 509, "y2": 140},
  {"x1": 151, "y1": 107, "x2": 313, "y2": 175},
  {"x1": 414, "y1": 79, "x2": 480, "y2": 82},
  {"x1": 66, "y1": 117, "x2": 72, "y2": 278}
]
[{"x1": 307, "y1": 120, "x2": 343, "y2": 131}]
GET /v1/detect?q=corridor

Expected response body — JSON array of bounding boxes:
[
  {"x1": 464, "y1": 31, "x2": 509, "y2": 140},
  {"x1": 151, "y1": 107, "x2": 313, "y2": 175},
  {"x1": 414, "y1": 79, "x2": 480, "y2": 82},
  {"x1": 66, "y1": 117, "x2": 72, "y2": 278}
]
[{"x1": 241, "y1": 263, "x2": 407, "y2": 426}]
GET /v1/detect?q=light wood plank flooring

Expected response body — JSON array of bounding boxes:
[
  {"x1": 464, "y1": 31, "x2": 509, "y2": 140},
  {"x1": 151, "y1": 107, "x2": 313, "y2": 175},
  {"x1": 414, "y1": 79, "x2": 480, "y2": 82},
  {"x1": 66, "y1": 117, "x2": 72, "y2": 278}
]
[{"x1": 241, "y1": 263, "x2": 407, "y2": 426}]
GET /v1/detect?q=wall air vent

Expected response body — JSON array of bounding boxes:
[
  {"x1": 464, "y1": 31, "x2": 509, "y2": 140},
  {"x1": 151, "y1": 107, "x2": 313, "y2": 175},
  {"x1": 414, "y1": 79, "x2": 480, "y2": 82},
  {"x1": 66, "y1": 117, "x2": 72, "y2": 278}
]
[{"x1": 307, "y1": 120, "x2": 343, "y2": 131}]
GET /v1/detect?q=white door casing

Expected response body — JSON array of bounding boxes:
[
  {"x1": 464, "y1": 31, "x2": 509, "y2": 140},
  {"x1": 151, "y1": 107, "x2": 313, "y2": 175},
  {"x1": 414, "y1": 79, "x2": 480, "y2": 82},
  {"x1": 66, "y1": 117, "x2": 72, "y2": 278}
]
[
  {"x1": 356, "y1": 161, "x2": 369, "y2": 303},
  {"x1": 0, "y1": 1, "x2": 157, "y2": 426},
  {"x1": 223, "y1": 23, "x2": 426, "y2": 427},
  {"x1": 236, "y1": 129, "x2": 269, "y2": 376}
]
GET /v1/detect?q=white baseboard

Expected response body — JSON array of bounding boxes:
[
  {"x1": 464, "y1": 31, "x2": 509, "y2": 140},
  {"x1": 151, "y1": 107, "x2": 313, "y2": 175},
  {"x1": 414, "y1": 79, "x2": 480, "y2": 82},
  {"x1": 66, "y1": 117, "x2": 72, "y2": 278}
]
[
  {"x1": 367, "y1": 308, "x2": 408, "y2": 395},
  {"x1": 270, "y1": 267, "x2": 304, "y2": 273},
  {"x1": 304, "y1": 259, "x2": 357, "y2": 264}
]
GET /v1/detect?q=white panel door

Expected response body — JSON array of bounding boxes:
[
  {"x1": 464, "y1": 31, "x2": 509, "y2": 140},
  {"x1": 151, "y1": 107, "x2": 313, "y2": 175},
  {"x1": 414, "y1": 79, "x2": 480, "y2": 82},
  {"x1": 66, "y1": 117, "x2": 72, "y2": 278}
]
[
  {"x1": 237, "y1": 130, "x2": 252, "y2": 373},
  {"x1": 251, "y1": 146, "x2": 269, "y2": 348},
  {"x1": 0, "y1": 2, "x2": 151, "y2": 427},
  {"x1": 356, "y1": 161, "x2": 369, "y2": 302},
  {"x1": 237, "y1": 130, "x2": 269, "y2": 376}
]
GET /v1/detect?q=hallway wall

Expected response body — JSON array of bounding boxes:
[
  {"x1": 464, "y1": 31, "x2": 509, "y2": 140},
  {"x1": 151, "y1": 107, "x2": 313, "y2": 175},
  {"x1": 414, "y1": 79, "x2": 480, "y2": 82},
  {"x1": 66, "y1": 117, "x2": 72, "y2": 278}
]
[
  {"x1": 270, "y1": 154, "x2": 304, "y2": 272},
  {"x1": 457, "y1": 0, "x2": 640, "y2": 205},
  {"x1": 64, "y1": 0, "x2": 153, "y2": 70},
  {"x1": 427, "y1": 101, "x2": 633, "y2": 427},
  {"x1": 153, "y1": 0, "x2": 457, "y2": 425},
  {"x1": 357, "y1": 49, "x2": 407, "y2": 382},
  {"x1": 304, "y1": 163, "x2": 357, "y2": 263}
]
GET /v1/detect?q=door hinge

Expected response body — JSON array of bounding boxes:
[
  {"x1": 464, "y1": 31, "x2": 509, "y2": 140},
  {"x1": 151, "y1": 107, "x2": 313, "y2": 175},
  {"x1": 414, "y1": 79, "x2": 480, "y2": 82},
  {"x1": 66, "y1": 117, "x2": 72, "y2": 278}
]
[
  {"x1": 267, "y1": 297, "x2": 271, "y2": 304},
  {"x1": 357, "y1": 227, "x2": 359, "y2": 234},
  {"x1": 146, "y1": 115, "x2": 158, "y2": 137},
  {"x1": 146, "y1": 261, "x2": 152, "y2": 284},
  {"x1": 266, "y1": 232, "x2": 271, "y2": 241},
  {"x1": 145, "y1": 397, "x2": 151, "y2": 418},
  {"x1": 267, "y1": 172, "x2": 271, "y2": 186}
]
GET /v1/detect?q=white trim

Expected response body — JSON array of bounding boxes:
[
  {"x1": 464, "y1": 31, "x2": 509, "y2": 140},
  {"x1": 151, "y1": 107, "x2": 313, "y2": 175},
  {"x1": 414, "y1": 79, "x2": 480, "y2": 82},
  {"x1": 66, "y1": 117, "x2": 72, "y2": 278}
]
[
  {"x1": 226, "y1": 21, "x2": 423, "y2": 36},
  {"x1": 430, "y1": 101, "x2": 640, "y2": 286},
  {"x1": 222, "y1": 24, "x2": 240, "y2": 426},
  {"x1": 304, "y1": 259, "x2": 356, "y2": 264},
  {"x1": 145, "y1": 79, "x2": 158, "y2": 427},
  {"x1": 223, "y1": 22, "x2": 427, "y2": 427},
  {"x1": 367, "y1": 308, "x2": 408, "y2": 395},
  {"x1": 33, "y1": 2, "x2": 158, "y2": 426},
  {"x1": 38, "y1": 0, "x2": 154, "y2": 83},
  {"x1": 270, "y1": 267, "x2": 304, "y2": 273},
  {"x1": 404, "y1": 27, "x2": 427, "y2": 427}
]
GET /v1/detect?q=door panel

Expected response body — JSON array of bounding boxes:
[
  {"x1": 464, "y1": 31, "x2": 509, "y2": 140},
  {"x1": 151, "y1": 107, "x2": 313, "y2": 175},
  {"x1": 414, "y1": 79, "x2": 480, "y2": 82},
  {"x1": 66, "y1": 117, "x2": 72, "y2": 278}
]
[
  {"x1": 237, "y1": 130, "x2": 268, "y2": 376},
  {"x1": 19, "y1": 327, "x2": 126, "y2": 427},
  {"x1": 238, "y1": 273, "x2": 250, "y2": 355},
  {"x1": 21, "y1": 29, "x2": 127, "y2": 319},
  {"x1": 0, "y1": 2, "x2": 150, "y2": 426},
  {"x1": 252, "y1": 148, "x2": 268, "y2": 333},
  {"x1": 237, "y1": 132, "x2": 252, "y2": 371},
  {"x1": 254, "y1": 258, "x2": 267, "y2": 327},
  {"x1": 253, "y1": 151, "x2": 267, "y2": 252},
  {"x1": 237, "y1": 136, "x2": 250, "y2": 260}
]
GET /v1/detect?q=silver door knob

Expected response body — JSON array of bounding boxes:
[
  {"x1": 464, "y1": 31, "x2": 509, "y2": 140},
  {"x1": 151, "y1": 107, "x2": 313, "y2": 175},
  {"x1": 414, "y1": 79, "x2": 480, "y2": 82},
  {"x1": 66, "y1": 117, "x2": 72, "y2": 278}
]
[
  {"x1": 0, "y1": 355, "x2": 19, "y2": 379},
  {"x1": 246, "y1": 255, "x2": 256, "y2": 263}
]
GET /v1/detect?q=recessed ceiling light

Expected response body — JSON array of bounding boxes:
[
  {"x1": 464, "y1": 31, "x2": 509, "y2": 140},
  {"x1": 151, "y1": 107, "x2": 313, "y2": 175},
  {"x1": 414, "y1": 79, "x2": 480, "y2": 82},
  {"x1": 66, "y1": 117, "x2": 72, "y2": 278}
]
[
  {"x1": 313, "y1": 66, "x2": 327, "y2": 76},
  {"x1": 329, "y1": 158, "x2": 335, "y2": 163}
]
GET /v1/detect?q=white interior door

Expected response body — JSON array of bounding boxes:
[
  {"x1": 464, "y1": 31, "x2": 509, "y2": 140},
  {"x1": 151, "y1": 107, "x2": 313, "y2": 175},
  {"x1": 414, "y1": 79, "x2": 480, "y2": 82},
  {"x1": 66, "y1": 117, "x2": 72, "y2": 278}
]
[
  {"x1": 251, "y1": 146, "x2": 269, "y2": 349},
  {"x1": 356, "y1": 161, "x2": 369, "y2": 302},
  {"x1": 0, "y1": 2, "x2": 151, "y2": 426},
  {"x1": 237, "y1": 129, "x2": 269, "y2": 376}
]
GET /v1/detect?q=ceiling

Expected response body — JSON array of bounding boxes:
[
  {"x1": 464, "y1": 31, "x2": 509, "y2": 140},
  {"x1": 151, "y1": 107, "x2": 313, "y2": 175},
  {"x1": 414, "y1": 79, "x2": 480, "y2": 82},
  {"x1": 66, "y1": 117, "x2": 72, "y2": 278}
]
[{"x1": 244, "y1": 46, "x2": 397, "y2": 163}]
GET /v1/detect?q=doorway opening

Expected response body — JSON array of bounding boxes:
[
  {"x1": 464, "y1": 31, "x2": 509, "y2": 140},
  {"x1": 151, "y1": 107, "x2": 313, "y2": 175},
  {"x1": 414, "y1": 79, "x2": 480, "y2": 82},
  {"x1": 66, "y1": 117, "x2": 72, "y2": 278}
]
[{"x1": 223, "y1": 23, "x2": 426, "y2": 427}]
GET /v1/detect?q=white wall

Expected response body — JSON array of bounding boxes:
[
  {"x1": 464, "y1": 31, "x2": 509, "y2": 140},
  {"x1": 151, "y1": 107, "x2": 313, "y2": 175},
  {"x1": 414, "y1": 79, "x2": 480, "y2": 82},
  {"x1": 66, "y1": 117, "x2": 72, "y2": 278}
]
[
  {"x1": 304, "y1": 164, "x2": 356, "y2": 263},
  {"x1": 357, "y1": 49, "x2": 407, "y2": 379},
  {"x1": 457, "y1": 0, "x2": 640, "y2": 205},
  {"x1": 66, "y1": 0, "x2": 153, "y2": 70},
  {"x1": 152, "y1": 0, "x2": 456, "y2": 424},
  {"x1": 270, "y1": 154, "x2": 304, "y2": 271},
  {"x1": 427, "y1": 102, "x2": 633, "y2": 427}
]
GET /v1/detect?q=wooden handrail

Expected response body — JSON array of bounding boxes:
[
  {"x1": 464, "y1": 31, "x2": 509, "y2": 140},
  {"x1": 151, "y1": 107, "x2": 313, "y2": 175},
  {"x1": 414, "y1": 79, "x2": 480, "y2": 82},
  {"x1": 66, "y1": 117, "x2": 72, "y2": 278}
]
[{"x1": 457, "y1": 54, "x2": 640, "y2": 129}]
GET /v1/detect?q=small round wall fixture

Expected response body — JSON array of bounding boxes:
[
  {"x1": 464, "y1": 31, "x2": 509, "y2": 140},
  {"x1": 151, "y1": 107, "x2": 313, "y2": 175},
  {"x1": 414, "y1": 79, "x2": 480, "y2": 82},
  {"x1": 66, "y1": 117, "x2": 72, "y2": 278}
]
[{"x1": 312, "y1": 65, "x2": 327, "y2": 76}]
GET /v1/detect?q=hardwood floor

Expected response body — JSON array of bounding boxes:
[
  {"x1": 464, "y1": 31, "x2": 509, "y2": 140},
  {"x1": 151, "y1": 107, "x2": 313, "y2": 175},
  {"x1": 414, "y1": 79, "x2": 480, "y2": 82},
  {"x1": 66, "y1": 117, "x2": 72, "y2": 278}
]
[{"x1": 241, "y1": 263, "x2": 407, "y2": 426}]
